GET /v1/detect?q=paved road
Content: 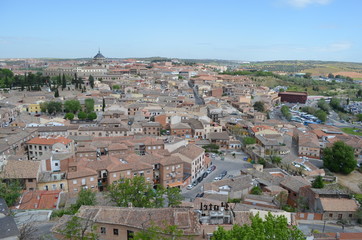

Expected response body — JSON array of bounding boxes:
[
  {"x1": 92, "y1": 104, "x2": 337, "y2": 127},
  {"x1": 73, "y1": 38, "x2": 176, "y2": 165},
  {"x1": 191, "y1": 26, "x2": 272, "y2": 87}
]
[
  {"x1": 298, "y1": 222, "x2": 362, "y2": 235},
  {"x1": 182, "y1": 152, "x2": 252, "y2": 200}
]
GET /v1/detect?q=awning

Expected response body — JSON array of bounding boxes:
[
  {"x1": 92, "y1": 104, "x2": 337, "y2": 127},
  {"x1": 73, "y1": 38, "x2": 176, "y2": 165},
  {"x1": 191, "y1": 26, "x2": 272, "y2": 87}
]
[{"x1": 167, "y1": 182, "x2": 183, "y2": 188}]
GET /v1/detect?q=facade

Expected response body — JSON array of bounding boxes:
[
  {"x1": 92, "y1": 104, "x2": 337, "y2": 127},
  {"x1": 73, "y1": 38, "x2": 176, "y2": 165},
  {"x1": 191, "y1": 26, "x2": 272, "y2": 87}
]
[
  {"x1": 141, "y1": 122, "x2": 161, "y2": 136},
  {"x1": 278, "y1": 91, "x2": 308, "y2": 104},
  {"x1": 26, "y1": 136, "x2": 74, "y2": 160}
]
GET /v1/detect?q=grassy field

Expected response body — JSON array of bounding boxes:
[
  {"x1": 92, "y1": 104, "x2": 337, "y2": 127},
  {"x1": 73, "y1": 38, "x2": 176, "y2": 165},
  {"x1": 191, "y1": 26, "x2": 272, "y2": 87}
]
[{"x1": 341, "y1": 127, "x2": 362, "y2": 136}]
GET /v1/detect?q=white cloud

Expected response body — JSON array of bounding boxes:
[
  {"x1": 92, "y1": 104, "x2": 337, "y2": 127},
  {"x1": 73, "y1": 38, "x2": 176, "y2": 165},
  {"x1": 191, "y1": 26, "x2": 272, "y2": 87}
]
[
  {"x1": 317, "y1": 42, "x2": 352, "y2": 52},
  {"x1": 284, "y1": 0, "x2": 332, "y2": 8}
]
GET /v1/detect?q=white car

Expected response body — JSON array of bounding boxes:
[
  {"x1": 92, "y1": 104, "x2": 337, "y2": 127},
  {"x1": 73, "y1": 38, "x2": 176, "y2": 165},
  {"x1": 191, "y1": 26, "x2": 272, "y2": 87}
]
[
  {"x1": 186, "y1": 184, "x2": 193, "y2": 190},
  {"x1": 213, "y1": 176, "x2": 221, "y2": 182}
]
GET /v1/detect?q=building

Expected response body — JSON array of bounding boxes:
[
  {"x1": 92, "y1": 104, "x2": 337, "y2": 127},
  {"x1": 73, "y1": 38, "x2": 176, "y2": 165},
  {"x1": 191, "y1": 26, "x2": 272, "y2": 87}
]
[
  {"x1": 26, "y1": 136, "x2": 74, "y2": 160},
  {"x1": 52, "y1": 206, "x2": 201, "y2": 240},
  {"x1": 278, "y1": 91, "x2": 308, "y2": 104}
]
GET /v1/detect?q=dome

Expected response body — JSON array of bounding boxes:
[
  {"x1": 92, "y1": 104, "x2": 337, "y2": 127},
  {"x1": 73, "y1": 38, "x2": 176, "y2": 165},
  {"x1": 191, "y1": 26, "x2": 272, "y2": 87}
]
[{"x1": 93, "y1": 50, "x2": 105, "y2": 60}]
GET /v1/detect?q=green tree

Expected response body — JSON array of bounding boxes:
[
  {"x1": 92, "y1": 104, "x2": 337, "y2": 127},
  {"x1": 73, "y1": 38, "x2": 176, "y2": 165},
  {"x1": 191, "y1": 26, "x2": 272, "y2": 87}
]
[
  {"x1": 212, "y1": 213, "x2": 305, "y2": 240},
  {"x1": 78, "y1": 111, "x2": 87, "y2": 120},
  {"x1": 59, "y1": 215, "x2": 98, "y2": 240},
  {"x1": 102, "y1": 98, "x2": 105, "y2": 112},
  {"x1": 65, "y1": 113, "x2": 75, "y2": 120},
  {"x1": 357, "y1": 114, "x2": 362, "y2": 122},
  {"x1": 62, "y1": 74, "x2": 66, "y2": 90},
  {"x1": 315, "y1": 109, "x2": 327, "y2": 122},
  {"x1": 281, "y1": 105, "x2": 292, "y2": 121},
  {"x1": 253, "y1": 101, "x2": 265, "y2": 112},
  {"x1": 69, "y1": 189, "x2": 97, "y2": 214},
  {"x1": 243, "y1": 136, "x2": 256, "y2": 145},
  {"x1": 357, "y1": 89, "x2": 362, "y2": 98},
  {"x1": 84, "y1": 99, "x2": 94, "y2": 113},
  {"x1": 88, "y1": 75, "x2": 94, "y2": 89},
  {"x1": 328, "y1": 73, "x2": 334, "y2": 79},
  {"x1": 112, "y1": 84, "x2": 120, "y2": 90},
  {"x1": 330, "y1": 98, "x2": 343, "y2": 112},
  {"x1": 106, "y1": 176, "x2": 182, "y2": 208},
  {"x1": 304, "y1": 72, "x2": 312, "y2": 79},
  {"x1": 317, "y1": 99, "x2": 330, "y2": 113},
  {"x1": 64, "y1": 100, "x2": 81, "y2": 113},
  {"x1": 86, "y1": 112, "x2": 97, "y2": 121},
  {"x1": 54, "y1": 88, "x2": 59, "y2": 98},
  {"x1": 40, "y1": 102, "x2": 48, "y2": 113},
  {"x1": 133, "y1": 222, "x2": 185, "y2": 240},
  {"x1": 250, "y1": 186, "x2": 262, "y2": 195},
  {"x1": 323, "y1": 141, "x2": 356, "y2": 174},
  {"x1": 271, "y1": 156, "x2": 282, "y2": 165},
  {"x1": 47, "y1": 101, "x2": 62, "y2": 115},
  {"x1": 312, "y1": 176, "x2": 324, "y2": 189},
  {"x1": 0, "y1": 180, "x2": 22, "y2": 206},
  {"x1": 166, "y1": 187, "x2": 183, "y2": 207}
]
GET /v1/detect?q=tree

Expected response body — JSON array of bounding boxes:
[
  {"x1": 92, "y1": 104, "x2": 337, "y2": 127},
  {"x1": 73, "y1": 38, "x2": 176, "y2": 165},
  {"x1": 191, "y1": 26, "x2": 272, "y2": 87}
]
[
  {"x1": 317, "y1": 99, "x2": 330, "y2": 113},
  {"x1": 84, "y1": 99, "x2": 94, "y2": 113},
  {"x1": 281, "y1": 105, "x2": 292, "y2": 121},
  {"x1": 357, "y1": 114, "x2": 362, "y2": 122},
  {"x1": 78, "y1": 111, "x2": 87, "y2": 120},
  {"x1": 328, "y1": 73, "x2": 334, "y2": 79},
  {"x1": 253, "y1": 101, "x2": 265, "y2": 112},
  {"x1": 69, "y1": 189, "x2": 97, "y2": 213},
  {"x1": 243, "y1": 136, "x2": 256, "y2": 145},
  {"x1": 62, "y1": 74, "x2": 66, "y2": 90},
  {"x1": 312, "y1": 176, "x2": 324, "y2": 189},
  {"x1": 315, "y1": 109, "x2": 327, "y2": 122},
  {"x1": 86, "y1": 112, "x2": 97, "y2": 121},
  {"x1": 54, "y1": 88, "x2": 60, "y2": 98},
  {"x1": 133, "y1": 222, "x2": 185, "y2": 240},
  {"x1": 357, "y1": 89, "x2": 362, "y2": 98},
  {"x1": 65, "y1": 113, "x2": 75, "y2": 120},
  {"x1": 59, "y1": 215, "x2": 98, "y2": 240},
  {"x1": 304, "y1": 72, "x2": 312, "y2": 79},
  {"x1": 0, "y1": 180, "x2": 22, "y2": 206},
  {"x1": 112, "y1": 84, "x2": 120, "y2": 90},
  {"x1": 88, "y1": 75, "x2": 94, "y2": 89},
  {"x1": 106, "y1": 176, "x2": 182, "y2": 208},
  {"x1": 64, "y1": 100, "x2": 81, "y2": 113},
  {"x1": 40, "y1": 102, "x2": 48, "y2": 113},
  {"x1": 19, "y1": 222, "x2": 37, "y2": 240},
  {"x1": 212, "y1": 212, "x2": 305, "y2": 240},
  {"x1": 166, "y1": 187, "x2": 183, "y2": 207},
  {"x1": 102, "y1": 98, "x2": 105, "y2": 112},
  {"x1": 271, "y1": 156, "x2": 282, "y2": 165},
  {"x1": 250, "y1": 186, "x2": 262, "y2": 195},
  {"x1": 47, "y1": 101, "x2": 62, "y2": 115},
  {"x1": 323, "y1": 141, "x2": 356, "y2": 174}
]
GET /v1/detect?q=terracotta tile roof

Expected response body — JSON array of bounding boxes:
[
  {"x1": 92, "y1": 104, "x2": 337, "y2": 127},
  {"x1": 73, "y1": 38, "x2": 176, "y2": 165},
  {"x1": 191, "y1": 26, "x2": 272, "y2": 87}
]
[
  {"x1": 14, "y1": 190, "x2": 61, "y2": 210},
  {"x1": 174, "y1": 144, "x2": 204, "y2": 160},
  {"x1": 27, "y1": 136, "x2": 72, "y2": 145},
  {"x1": 74, "y1": 206, "x2": 201, "y2": 235},
  {"x1": 0, "y1": 160, "x2": 40, "y2": 179},
  {"x1": 320, "y1": 198, "x2": 358, "y2": 212}
]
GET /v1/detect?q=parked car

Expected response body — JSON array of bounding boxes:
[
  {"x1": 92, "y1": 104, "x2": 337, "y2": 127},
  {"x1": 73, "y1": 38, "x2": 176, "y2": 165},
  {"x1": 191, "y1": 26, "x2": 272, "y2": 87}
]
[
  {"x1": 197, "y1": 176, "x2": 203, "y2": 183},
  {"x1": 186, "y1": 184, "x2": 193, "y2": 190},
  {"x1": 213, "y1": 176, "x2": 221, "y2": 181},
  {"x1": 192, "y1": 181, "x2": 198, "y2": 187},
  {"x1": 210, "y1": 165, "x2": 216, "y2": 171},
  {"x1": 195, "y1": 192, "x2": 204, "y2": 198},
  {"x1": 221, "y1": 170, "x2": 227, "y2": 177},
  {"x1": 202, "y1": 172, "x2": 208, "y2": 179}
]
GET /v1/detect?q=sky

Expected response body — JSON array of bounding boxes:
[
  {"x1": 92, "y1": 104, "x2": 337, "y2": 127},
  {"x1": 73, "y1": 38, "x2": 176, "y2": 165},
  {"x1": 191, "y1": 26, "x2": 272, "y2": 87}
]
[{"x1": 1, "y1": 0, "x2": 362, "y2": 62}]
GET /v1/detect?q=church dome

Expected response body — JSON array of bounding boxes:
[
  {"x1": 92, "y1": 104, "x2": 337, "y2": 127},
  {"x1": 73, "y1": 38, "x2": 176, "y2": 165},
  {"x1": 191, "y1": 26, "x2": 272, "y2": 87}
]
[{"x1": 93, "y1": 50, "x2": 105, "y2": 60}]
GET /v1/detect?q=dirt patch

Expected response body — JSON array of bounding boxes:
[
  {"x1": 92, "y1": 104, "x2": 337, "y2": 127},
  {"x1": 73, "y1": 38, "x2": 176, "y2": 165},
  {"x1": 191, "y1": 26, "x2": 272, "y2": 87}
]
[
  {"x1": 334, "y1": 71, "x2": 362, "y2": 79},
  {"x1": 335, "y1": 170, "x2": 362, "y2": 194}
]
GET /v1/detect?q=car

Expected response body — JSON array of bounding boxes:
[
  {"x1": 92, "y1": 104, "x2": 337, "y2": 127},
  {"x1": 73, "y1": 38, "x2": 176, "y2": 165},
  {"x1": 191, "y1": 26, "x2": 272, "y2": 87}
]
[
  {"x1": 186, "y1": 184, "x2": 193, "y2": 190},
  {"x1": 221, "y1": 170, "x2": 227, "y2": 177},
  {"x1": 195, "y1": 192, "x2": 204, "y2": 198},
  {"x1": 202, "y1": 172, "x2": 208, "y2": 179},
  {"x1": 206, "y1": 169, "x2": 212, "y2": 174},
  {"x1": 192, "y1": 181, "x2": 198, "y2": 187},
  {"x1": 205, "y1": 153, "x2": 209, "y2": 157},
  {"x1": 210, "y1": 165, "x2": 216, "y2": 171},
  {"x1": 211, "y1": 153, "x2": 216, "y2": 158},
  {"x1": 213, "y1": 176, "x2": 221, "y2": 181},
  {"x1": 197, "y1": 176, "x2": 203, "y2": 183}
]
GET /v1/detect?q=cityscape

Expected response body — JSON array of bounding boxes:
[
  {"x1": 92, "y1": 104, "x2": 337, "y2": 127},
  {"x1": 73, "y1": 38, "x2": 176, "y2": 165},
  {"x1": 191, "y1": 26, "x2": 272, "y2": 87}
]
[{"x1": 1, "y1": 0, "x2": 362, "y2": 240}]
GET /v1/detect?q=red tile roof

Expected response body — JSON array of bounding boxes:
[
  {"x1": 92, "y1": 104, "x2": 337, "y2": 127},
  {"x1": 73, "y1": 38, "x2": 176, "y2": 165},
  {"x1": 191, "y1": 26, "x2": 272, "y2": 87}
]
[
  {"x1": 27, "y1": 136, "x2": 72, "y2": 145},
  {"x1": 14, "y1": 190, "x2": 61, "y2": 210}
]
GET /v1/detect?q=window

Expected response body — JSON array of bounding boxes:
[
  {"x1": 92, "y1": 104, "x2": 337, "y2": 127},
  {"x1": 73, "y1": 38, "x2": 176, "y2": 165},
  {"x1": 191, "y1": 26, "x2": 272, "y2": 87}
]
[
  {"x1": 329, "y1": 213, "x2": 333, "y2": 217},
  {"x1": 101, "y1": 227, "x2": 106, "y2": 234},
  {"x1": 39, "y1": 146, "x2": 42, "y2": 150},
  {"x1": 113, "y1": 173, "x2": 117, "y2": 178},
  {"x1": 55, "y1": 163, "x2": 59, "y2": 166},
  {"x1": 73, "y1": 180, "x2": 78, "y2": 184},
  {"x1": 127, "y1": 230, "x2": 134, "y2": 239},
  {"x1": 113, "y1": 229, "x2": 119, "y2": 235},
  {"x1": 28, "y1": 179, "x2": 33, "y2": 182},
  {"x1": 82, "y1": 178, "x2": 86, "y2": 185},
  {"x1": 349, "y1": 214, "x2": 353, "y2": 218},
  {"x1": 90, "y1": 177, "x2": 94, "y2": 182},
  {"x1": 60, "y1": 183, "x2": 63, "y2": 189}
]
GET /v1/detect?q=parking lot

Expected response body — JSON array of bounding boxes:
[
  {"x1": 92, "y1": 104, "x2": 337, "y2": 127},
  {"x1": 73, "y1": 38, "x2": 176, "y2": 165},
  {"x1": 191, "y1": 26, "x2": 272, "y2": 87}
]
[{"x1": 181, "y1": 151, "x2": 252, "y2": 201}]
